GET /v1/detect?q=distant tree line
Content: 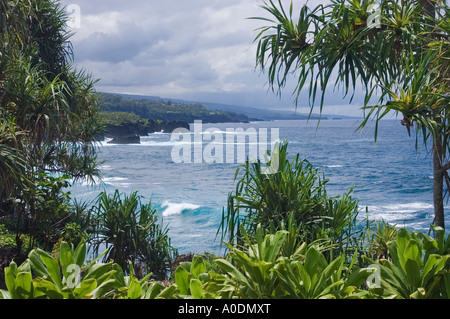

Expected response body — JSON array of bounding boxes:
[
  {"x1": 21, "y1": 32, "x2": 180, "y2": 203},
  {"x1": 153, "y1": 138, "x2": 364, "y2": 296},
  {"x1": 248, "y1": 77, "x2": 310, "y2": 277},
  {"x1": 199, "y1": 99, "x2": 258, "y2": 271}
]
[{"x1": 98, "y1": 93, "x2": 251, "y2": 124}]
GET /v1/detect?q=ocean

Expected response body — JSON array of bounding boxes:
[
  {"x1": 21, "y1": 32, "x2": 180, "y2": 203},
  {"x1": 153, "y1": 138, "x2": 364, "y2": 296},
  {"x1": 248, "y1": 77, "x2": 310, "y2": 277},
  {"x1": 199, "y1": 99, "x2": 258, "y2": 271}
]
[{"x1": 70, "y1": 119, "x2": 449, "y2": 255}]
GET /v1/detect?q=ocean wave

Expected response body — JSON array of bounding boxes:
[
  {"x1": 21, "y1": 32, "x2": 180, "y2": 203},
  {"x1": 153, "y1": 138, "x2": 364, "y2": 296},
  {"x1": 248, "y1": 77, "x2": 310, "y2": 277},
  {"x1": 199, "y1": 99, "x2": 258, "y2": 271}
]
[
  {"x1": 160, "y1": 201, "x2": 201, "y2": 217},
  {"x1": 203, "y1": 130, "x2": 259, "y2": 135},
  {"x1": 103, "y1": 177, "x2": 128, "y2": 182},
  {"x1": 362, "y1": 202, "x2": 434, "y2": 223}
]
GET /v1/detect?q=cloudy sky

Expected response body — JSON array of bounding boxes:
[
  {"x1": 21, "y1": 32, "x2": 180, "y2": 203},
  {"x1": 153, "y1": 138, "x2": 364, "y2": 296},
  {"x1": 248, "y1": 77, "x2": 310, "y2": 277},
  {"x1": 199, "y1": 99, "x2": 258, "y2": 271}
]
[{"x1": 59, "y1": 0, "x2": 365, "y2": 116}]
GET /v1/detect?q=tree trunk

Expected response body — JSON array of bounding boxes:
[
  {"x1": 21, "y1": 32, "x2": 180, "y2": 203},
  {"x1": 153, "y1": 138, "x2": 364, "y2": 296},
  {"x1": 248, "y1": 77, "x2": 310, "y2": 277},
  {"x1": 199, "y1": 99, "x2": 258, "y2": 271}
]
[
  {"x1": 425, "y1": 0, "x2": 443, "y2": 232},
  {"x1": 433, "y1": 137, "x2": 446, "y2": 230}
]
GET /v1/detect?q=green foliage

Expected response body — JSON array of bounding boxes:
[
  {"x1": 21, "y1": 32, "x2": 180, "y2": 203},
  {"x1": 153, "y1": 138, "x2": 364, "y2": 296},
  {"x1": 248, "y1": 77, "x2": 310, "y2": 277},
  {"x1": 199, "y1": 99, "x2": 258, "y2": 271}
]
[
  {"x1": 202, "y1": 225, "x2": 372, "y2": 299},
  {"x1": 274, "y1": 248, "x2": 373, "y2": 299},
  {"x1": 0, "y1": 0, "x2": 103, "y2": 257},
  {"x1": 365, "y1": 219, "x2": 399, "y2": 260},
  {"x1": 0, "y1": 224, "x2": 15, "y2": 248},
  {"x1": 173, "y1": 255, "x2": 224, "y2": 299},
  {"x1": 0, "y1": 240, "x2": 177, "y2": 299},
  {"x1": 252, "y1": 0, "x2": 450, "y2": 228},
  {"x1": 365, "y1": 227, "x2": 450, "y2": 299},
  {"x1": 98, "y1": 92, "x2": 250, "y2": 123},
  {"x1": 2, "y1": 226, "x2": 449, "y2": 299},
  {"x1": 1, "y1": 241, "x2": 108, "y2": 299},
  {"x1": 220, "y1": 141, "x2": 359, "y2": 251},
  {"x1": 99, "y1": 111, "x2": 149, "y2": 127},
  {"x1": 89, "y1": 190, "x2": 177, "y2": 280},
  {"x1": 215, "y1": 226, "x2": 292, "y2": 299}
]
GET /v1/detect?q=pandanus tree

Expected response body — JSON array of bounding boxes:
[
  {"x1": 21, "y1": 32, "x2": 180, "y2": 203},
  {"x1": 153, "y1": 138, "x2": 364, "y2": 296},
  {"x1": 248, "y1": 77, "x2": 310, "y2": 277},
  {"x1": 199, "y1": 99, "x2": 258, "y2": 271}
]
[
  {"x1": 0, "y1": 0, "x2": 103, "y2": 249},
  {"x1": 252, "y1": 0, "x2": 450, "y2": 231}
]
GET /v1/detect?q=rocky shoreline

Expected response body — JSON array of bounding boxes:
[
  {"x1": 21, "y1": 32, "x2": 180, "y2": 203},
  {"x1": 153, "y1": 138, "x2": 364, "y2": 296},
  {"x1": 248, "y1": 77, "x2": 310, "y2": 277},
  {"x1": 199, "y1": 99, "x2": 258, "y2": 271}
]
[{"x1": 97, "y1": 119, "x2": 190, "y2": 144}]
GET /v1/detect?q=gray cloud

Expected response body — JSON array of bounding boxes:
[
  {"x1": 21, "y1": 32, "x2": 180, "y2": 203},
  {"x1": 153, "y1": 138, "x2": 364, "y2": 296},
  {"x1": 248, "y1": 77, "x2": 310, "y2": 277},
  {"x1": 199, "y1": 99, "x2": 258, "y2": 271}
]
[{"x1": 59, "y1": 0, "x2": 360, "y2": 115}]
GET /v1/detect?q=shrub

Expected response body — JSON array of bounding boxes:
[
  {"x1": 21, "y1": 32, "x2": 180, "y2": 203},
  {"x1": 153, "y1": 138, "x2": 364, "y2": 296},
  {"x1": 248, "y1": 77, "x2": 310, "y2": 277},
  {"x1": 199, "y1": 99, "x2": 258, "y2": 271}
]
[
  {"x1": 219, "y1": 141, "x2": 359, "y2": 252},
  {"x1": 364, "y1": 226, "x2": 450, "y2": 299},
  {"x1": 0, "y1": 240, "x2": 176, "y2": 299},
  {"x1": 89, "y1": 190, "x2": 177, "y2": 280}
]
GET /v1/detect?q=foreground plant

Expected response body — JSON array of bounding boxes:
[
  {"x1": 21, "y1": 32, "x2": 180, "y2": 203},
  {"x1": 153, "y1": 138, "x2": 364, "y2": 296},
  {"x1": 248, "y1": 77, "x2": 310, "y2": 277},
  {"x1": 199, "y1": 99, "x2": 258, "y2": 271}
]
[
  {"x1": 1, "y1": 241, "x2": 115, "y2": 299},
  {"x1": 0, "y1": 240, "x2": 177, "y2": 299},
  {"x1": 365, "y1": 226, "x2": 450, "y2": 299},
  {"x1": 1, "y1": 0, "x2": 103, "y2": 255},
  {"x1": 214, "y1": 225, "x2": 374, "y2": 299},
  {"x1": 252, "y1": 0, "x2": 450, "y2": 230},
  {"x1": 219, "y1": 141, "x2": 359, "y2": 252},
  {"x1": 89, "y1": 190, "x2": 178, "y2": 280}
]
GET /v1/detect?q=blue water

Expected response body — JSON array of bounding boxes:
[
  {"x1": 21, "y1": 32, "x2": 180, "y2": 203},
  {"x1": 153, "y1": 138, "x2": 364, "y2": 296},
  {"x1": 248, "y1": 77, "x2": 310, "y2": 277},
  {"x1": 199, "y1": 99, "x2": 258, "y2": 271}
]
[{"x1": 71, "y1": 119, "x2": 449, "y2": 255}]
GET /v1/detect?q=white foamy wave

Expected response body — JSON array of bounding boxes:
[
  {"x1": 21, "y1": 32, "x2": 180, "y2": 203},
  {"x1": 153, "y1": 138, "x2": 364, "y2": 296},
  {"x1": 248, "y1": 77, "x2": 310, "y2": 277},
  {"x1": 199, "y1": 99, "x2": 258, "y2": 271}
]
[
  {"x1": 103, "y1": 177, "x2": 128, "y2": 182},
  {"x1": 161, "y1": 201, "x2": 201, "y2": 217},
  {"x1": 102, "y1": 177, "x2": 132, "y2": 187},
  {"x1": 203, "y1": 130, "x2": 258, "y2": 135},
  {"x1": 326, "y1": 165, "x2": 344, "y2": 168},
  {"x1": 362, "y1": 202, "x2": 434, "y2": 223},
  {"x1": 140, "y1": 140, "x2": 198, "y2": 147}
]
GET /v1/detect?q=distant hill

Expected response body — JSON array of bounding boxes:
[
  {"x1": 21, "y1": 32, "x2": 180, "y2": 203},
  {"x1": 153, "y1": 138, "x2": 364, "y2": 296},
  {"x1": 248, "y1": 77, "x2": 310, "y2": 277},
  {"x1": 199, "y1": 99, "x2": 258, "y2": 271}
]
[
  {"x1": 104, "y1": 92, "x2": 358, "y2": 121},
  {"x1": 98, "y1": 92, "x2": 257, "y2": 124}
]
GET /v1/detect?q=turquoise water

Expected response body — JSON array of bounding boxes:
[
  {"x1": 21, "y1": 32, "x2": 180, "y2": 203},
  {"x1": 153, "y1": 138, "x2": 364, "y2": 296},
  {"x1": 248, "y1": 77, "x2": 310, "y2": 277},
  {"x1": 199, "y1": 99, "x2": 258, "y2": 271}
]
[{"x1": 71, "y1": 119, "x2": 448, "y2": 255}]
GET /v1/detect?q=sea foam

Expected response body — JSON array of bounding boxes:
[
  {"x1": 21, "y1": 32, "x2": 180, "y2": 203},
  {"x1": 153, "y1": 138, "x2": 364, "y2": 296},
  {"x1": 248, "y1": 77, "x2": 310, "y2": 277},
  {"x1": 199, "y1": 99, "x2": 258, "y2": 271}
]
[{"x1": 160, "y1": 201, "x2": 201, "y2": 217}]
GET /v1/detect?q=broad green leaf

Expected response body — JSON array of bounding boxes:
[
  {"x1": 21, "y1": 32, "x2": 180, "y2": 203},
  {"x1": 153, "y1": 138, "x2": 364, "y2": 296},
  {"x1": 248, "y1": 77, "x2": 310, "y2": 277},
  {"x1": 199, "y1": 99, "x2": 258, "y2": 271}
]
[
  {"x1": 198, "y1": 273, "x2": 210, "y2": 284},
  {"x1": 59, "y1": 242, "x2": 72, "y2": 271},
  {"x1": 215, "y1": 258, "x2": 250, "y2": 287},
  {"x1": 33, "y1": 278, "x2": 63, "y2": 299},
  {"x1": 96, "y1": 270, "x2": 117, "y2": 286},
  {"x1": 422, "y1": 254, "x2": 443, "y2": 279},
  {"x1": 264, "y1": 231, "x2": 288, "y2": 262},
  {"x1": 14, "y1": 272, "x2": 33, "y2": 299},
  {"x1": 143, "y1": 282, "x2": 165, "y2": 299},
  {"x1": 127, "y1": 277, "x2": 142, "y2": 299},
  {"x1": 346, "y1": 268, "x2": 374, "y2": 288},
  {"x1": 91, "y1": 279, "x2": 117, "y2": 299},
  {"x1": 111, "y1": 263, "x2": 126, "y2": 287},
  {"x1": 28, "y1": 249, "x2": 62, "y2": 289},
  {"x1": 74, "y1": 241, "x2": 87, "y2": 268},
  {"x1": 28, "y1": 250, "x2": 54, "y2": 285},
  {"x1": 175, "y1": 267, "x2": 190, "y2": 295},
  {"x1": 36, "y1": 249, "x2": 62, "y2": 289},
  {"x1": 157, "y1": 285, "x2": 177, "y2": 299},
  {"x1": 321, "y1": 254, "x2": 344, "y2": 284},
  {"x1": 444, "y1": 273, "x2": 450, "y2": 299},
  {"x1": 404, "y1": 259, "x2": 421, "y2": 290},
  {"x1": 395, "y1": 228, "x2": 412, "y2": 268},
  {"x1": 304, "y1": 247, "x2": 328, "y2": 278},
  {"x1": 191, "y1": 256, "x2": 206, "y2": 278},
  {"x1": 74, "y1": 279, "x2": 97, "y2": 299},
  {"x1": 404, "y1": 240, "x2": 422, "y2": 267},
  {"x1": 4, "y1": 265, "x2": 17, "y2": 297},
  {"x1": 190, "y1": 279, "x2": 204, "y2": 299},
  {"x1": 82, "y1": 262, "x2": 114, "y2": 283}
]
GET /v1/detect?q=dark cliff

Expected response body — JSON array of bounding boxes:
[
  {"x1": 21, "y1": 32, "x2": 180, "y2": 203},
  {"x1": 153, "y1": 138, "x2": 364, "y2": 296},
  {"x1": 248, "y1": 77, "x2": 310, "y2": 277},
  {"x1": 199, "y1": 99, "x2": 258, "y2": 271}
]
[{"x1": 96, "y1": 120, "x2": 190, "y2": 144}]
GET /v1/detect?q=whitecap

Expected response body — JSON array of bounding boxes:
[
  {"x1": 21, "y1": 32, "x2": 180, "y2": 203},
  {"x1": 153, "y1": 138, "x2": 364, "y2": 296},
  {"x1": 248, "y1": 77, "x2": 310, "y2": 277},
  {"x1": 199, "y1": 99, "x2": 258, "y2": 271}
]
[
  {"x1": 103, "y1": 177, "x2": 128, "y2": 182},
  {"x1": 363, "y1": 202, "x2": 434, "y2": 223},
  {"x1": 160, "y1": 201, "x2": 201, "y2": 217}
]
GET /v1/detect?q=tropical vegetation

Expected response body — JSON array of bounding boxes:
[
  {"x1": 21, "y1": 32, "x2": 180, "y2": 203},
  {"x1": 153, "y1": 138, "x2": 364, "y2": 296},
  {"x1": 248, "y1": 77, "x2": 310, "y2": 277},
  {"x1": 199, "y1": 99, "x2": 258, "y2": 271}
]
[
  {"x1": 0, "y1": 0, "x2": 449, "y2": 300},
  {"x1": 99, "y1": 92, "x2": 252, "y2": 124},
  {"x1": 252, "y1": 0, "x2": 450, "y2": 230}
]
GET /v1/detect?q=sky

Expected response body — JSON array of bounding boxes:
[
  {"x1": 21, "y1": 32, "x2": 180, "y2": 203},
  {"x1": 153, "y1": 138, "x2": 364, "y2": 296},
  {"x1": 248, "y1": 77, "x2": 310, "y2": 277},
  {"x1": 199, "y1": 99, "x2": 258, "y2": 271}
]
[{"x1": 59, "y1": 0, "x2": 367, "y2": 117}]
